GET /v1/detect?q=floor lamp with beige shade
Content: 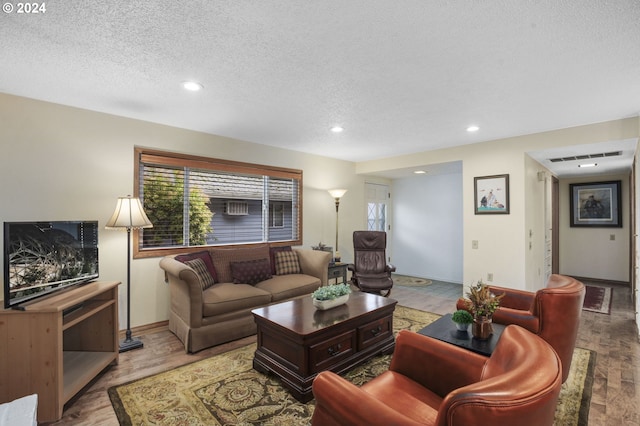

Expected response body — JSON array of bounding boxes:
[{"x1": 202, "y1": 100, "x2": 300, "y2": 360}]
[{"x1": 106, "y1": 195, "x2": 153, "y2": 352}]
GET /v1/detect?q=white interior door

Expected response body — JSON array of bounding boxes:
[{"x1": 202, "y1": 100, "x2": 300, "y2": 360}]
[
  {"x1": 365, "y1": 182, "x2": 391, "y2": 260},
  {"x1": 365, "y1": 183, "x2": 389, "y2": 231}
]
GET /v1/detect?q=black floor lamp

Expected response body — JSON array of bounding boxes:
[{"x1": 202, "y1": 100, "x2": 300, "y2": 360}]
[{"x1": 106, "y1": 195, "x2": 153, "y2": 352}]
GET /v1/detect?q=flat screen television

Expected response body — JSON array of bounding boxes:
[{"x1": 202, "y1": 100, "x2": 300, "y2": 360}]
[{"x1": 3, "y1": 221, "x2": 99, "y2": 309}]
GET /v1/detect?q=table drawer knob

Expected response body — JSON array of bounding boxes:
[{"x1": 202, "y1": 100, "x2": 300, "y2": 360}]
[
  {"x1": 327, "y1": 343, "x2": 343, "y2": 356},
  {"x1": 370, "y1": 325, "x2": 383, "y2": 336}
]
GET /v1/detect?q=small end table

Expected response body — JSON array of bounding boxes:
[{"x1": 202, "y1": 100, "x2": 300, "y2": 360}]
[
  {"x1": 327, "y1": 262, "x2": 348, "y2": 284},
  {"x1": 418, "y1": 313, "x2": 506, "y2": 356}
]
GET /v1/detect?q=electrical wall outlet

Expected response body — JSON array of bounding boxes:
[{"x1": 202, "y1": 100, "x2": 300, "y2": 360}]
[
  {"x1": 472, "y1": 240, "x2": 478, "y2": 249},
  {"x1": 487, "y1": 273, "x2": 493, "y2": 282}
]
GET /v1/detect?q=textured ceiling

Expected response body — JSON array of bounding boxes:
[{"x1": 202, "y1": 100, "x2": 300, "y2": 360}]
[{"x1": 1, "y1": 1, "x2": 639, "y2": 175}]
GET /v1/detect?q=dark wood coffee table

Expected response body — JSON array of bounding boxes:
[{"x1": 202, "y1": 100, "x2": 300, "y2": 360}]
[
  {"x1": 417, "y1": 313, "x2": 506, "y2": 356},
  {"x1": 252, "y1": 292, "x2": 397, "y2": 402}
]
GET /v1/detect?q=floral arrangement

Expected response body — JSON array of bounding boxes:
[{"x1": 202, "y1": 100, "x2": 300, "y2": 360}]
[
  {"x1": 312, "y1": 283, "x2": 352, "y2": 301},
  {"x1": 451, "y1": 309, "x2": 474, "y2": 325},
  {"x1": 465, "y1": 280, "x2": 505, "y2": 318}
]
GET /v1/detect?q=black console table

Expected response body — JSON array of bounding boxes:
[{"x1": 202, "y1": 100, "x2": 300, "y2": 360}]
[
  {"x1": 327, "y1": 262, "x2": 348, "y2": 285},
  {"x1": 418, "y1": 313, "x2": 505, "y2": 356}
]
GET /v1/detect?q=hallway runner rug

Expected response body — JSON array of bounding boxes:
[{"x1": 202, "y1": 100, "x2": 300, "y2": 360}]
[
  {"x1": 582, "y1": 285, "x2": 612, "y2": 314},
  {"x1": 109, "y1": 306, "x2": 595, "y2": 426}
]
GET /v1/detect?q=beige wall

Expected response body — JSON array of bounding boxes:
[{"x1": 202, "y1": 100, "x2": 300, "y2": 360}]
[
  {"x1": 524, "y1": 154, "x2": 552, "y2": 292},
  {"x1": 2, "y1": 92, "x2": 638, "y2": 328},
  {"x1": 0, "y1": 93, "x2": 366, "y2": 329},
  {"x1": 559, "y1": 174, "x2": 630, "y2": 282},
  {"x1": 635, "y1": 142, "x2": 640, "y2": 330},
  {"x1": 357, "y1": 117, "x2": 639, "y2": 289}
]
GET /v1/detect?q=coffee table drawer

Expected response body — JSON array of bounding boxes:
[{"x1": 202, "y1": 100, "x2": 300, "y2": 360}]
[
  {"x1": 309, "y1": 330, "x2": 356, "y2": 373},
  {"x1": 358, "y1": 315, "x2": 393, "y2": 350}
]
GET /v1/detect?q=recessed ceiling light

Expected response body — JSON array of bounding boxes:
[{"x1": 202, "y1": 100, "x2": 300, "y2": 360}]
[
  {"x1": 578, "y1": 163, "x2": 598, "y2": 168},
  {"x1": 182, "y1": 81, "x2": 203, "y2": 91},
  {"x1": 330, "y1": 126, "x2": 344, "y2": 133},
  {"x1": 413, "y1": 170, "x2": 427, "y2": 174},
  {"x1": 467, "y1": 125, "x2": 479, "y2": 132}
]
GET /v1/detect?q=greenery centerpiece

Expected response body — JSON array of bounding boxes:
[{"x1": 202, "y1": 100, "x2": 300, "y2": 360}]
[
  {"x1": 464, "y1": 280, "x2": 505, "y2": 339},
  {"x1": 312, "y1": 283, "x2": 352, "y2": 310},
  {"x1": 451, "y1": 309, "x2": 473, "y2": 332}
]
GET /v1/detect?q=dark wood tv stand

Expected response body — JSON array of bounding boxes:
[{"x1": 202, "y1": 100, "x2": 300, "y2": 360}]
[{"x1": 0, "y1": 281, "x2": 120, "y2": 423}]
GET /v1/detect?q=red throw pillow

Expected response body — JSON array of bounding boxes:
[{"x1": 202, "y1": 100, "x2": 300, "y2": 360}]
[
  {"x1": 175, "y1": 251, "x2": 217, "y2": 283},
  {"x1": 230, "y1": 258, "x2": 272, "y2": 285}
]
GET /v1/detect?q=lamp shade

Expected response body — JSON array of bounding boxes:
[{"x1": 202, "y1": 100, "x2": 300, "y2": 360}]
[
  {"x1": 105, "y1": 196, "x2": 153, "y2": 230},
  {"x1": 328, "y1": 189, "x2": 347, "y2": 199}
]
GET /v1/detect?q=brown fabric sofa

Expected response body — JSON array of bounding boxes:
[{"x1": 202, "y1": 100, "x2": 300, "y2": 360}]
[
  {"x1": 312, "y1": 326, "x2": 562, "y2": 425},
  {"x1": 456, "y1": 274, "x2": 585, "y2": 383},
  {"x1": 159, "y1": 243, "x2": 331, "y2": 353}
]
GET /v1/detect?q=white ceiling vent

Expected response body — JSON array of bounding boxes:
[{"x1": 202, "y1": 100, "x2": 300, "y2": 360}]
[
  {"x1": 225, "y1": 201, "x2": 249, "y2": 216},
  {"x1": 548, "y1": 151, "x2": 622, "y2": 162}
]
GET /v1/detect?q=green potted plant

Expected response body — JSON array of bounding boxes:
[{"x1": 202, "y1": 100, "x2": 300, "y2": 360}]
[
  {"x1": 451, "y1": 309, "x2": 473, "y2": 332},
  {"x1": 312, "y1": 283, "x2": 352, "y2": 310}
]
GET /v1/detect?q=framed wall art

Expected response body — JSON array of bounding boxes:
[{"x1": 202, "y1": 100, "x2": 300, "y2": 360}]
[
  {"x1": 569, "y1": 180, "x2": 621, "y2": 227},
  {"x1": 474, "y1": 174, "x2": 510, "y2": 214}
]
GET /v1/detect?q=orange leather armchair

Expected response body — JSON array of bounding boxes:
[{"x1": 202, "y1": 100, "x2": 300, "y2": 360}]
[
  {"x1": 456, "y1": 274, "x2": 585, "y2": 383},
  {"x1": 312, "y1": 326, "x2": 562, "y2": 426}
]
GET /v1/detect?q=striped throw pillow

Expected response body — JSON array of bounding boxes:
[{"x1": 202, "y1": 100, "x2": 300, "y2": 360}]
[
  {"x1": 275, "y1": 250, "x2": 301, "y2": 275},
  {"x1": 184, "y1": 258, "x2": 215, "y2": 290}
]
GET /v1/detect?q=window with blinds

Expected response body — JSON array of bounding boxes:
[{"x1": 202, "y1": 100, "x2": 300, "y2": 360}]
[{"x1": 134, "y1": 148, "x2": 302, "y2": 258}]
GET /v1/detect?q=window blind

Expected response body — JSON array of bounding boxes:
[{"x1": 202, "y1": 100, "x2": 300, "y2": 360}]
[{"x1": 134, "y1": 148, "x2": 302, "y2": 258}]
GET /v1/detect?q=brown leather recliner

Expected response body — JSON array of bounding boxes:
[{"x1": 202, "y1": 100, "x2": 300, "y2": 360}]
[
  {"x1": 456, "y1": 274, "x2": 585, "y2": 383},
  {"x1": 347, "y1": 231, "x2": 395, "y2": 296},
  {"x1": 312, "y1": 326, "x2": 562, "y2": 426}
]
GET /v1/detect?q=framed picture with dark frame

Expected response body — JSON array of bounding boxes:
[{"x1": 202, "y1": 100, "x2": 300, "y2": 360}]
[
  {"x1": 570, "y1": 180, "x2": 621, "y2": 227},
  {"x1": 474, "y1": 174, "x2": 510, "y2": 214}
]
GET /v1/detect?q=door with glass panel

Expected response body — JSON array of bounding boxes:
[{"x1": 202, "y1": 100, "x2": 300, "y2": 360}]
[
  {"x1": 364, "y1": 183, "x2": 391, "y2": 245},
  {"x1": 366, "y1": 183, "x2": 389, "y2": 231},
  {"x1": 365, "y1": 182, "x2": 390, "y2": 261}
]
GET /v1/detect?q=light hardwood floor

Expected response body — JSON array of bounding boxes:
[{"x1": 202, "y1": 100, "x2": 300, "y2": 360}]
[{"x1": 47, "y1": 280, "x2": 639, "y2": 425}]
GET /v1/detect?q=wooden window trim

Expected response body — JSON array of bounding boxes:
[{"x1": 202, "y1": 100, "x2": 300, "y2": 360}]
[{"x1": 133, "y1": 147, "x2": 303, "y2": 258}]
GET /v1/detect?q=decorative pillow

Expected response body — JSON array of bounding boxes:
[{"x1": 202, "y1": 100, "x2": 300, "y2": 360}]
[
  {"x1": 230, "y1": 258, "x2": 272, "y2": 285},
  {"x1": 183, "y1": 258, "x2": 216, "y2": 291},
  {"x1": 275, "y1": 250, "x2": 301, "y2": 275},
  {"x1": 211, "y1": 244, "x2": 270, "y2": 284},
  {"x1": 175, "y1": 251, "x2": 217, "y2": 283},
  {"x1": 269, "y1": 246, "x2": 292, "y2": 275}
]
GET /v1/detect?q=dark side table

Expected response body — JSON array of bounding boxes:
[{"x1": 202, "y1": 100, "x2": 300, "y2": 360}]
[
  {"x1": 327, "y1": 262, "x2": 348, "y2": 284},
  {"x1": 417, "y1": 313, "x2": 506, "y2": 356}
]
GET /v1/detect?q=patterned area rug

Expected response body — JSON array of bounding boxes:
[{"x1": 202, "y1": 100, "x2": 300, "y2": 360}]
[
  {"x1": 582, "y1": 285, "x2": 612, "y2": 314},
  {"x1": 109, "y1": 306, "x2": 594, "y2": 425},
  {"x1": 392, "y1": 274, "x2": 433, "y2": 287}
]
